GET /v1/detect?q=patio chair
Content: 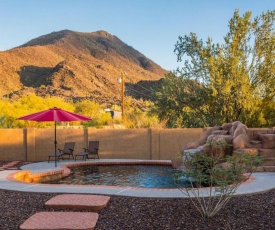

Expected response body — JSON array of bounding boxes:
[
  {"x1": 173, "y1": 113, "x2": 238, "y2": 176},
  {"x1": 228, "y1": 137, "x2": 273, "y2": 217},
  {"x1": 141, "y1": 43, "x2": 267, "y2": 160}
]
[
  {"x1": 75, "y1": 141, "x2": 99, "y2": 161},
  {"x1": 48, "y1": 142, "x2": 75, "y2": 162}
]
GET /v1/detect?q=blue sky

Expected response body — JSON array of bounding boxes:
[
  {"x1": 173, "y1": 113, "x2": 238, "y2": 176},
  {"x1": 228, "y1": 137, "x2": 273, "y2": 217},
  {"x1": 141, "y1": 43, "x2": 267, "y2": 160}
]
[{"x1": 0, "y1": 0, "x2": 274, "y2": 70}]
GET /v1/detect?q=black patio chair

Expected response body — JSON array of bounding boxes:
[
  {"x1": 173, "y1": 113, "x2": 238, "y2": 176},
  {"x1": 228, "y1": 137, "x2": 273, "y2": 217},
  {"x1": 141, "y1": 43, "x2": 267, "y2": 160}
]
[
  {"x1": 75, "y1": 141, "x2": 99, "y2": 161},
  {"x1": 48, "y1": 142, "x2": 75, "y2": 162}
]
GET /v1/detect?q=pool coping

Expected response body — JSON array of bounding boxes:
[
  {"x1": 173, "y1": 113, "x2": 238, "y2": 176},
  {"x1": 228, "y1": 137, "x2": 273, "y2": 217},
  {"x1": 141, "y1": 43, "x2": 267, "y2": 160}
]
[{"x1": 0, "y1": 159, "x2": 275, "y2": 198}]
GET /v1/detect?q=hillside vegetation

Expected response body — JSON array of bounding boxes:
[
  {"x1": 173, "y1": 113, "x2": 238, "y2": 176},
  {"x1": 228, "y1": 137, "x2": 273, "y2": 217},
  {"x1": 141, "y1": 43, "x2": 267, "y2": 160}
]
[{"x1": 0, "y1": 94, "x2": 163, "y2": 129}]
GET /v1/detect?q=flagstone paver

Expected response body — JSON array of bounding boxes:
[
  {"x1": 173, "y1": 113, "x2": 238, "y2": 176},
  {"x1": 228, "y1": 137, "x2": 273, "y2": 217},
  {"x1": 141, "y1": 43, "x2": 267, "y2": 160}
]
[
  {"x1": 20, "y1": 212, "x2": 98, "y2": 230},
  {"x1": 45, "y1": 194, "x2": 110, "y2": 211},
  {"x1": 0, "y1": 161, "x2": 21, "y2": 171}
]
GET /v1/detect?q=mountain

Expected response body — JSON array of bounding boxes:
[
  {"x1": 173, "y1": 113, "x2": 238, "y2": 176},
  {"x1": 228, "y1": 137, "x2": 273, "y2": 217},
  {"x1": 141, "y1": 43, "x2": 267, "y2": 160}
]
[{"x1": 0, "y1": 30, "x2": 166, "y2": 103}]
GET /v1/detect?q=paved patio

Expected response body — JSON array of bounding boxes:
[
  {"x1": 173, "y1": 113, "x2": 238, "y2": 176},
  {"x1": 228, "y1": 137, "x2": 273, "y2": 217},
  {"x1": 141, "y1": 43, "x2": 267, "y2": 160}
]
[{"x1": 0, "y1": 159, "x2": 274, "y2": 198}]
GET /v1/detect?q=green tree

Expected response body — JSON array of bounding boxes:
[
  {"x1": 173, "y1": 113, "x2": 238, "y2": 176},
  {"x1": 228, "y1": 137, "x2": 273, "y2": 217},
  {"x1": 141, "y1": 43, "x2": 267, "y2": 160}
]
[
  {"x1": 151, "y1": 72, "x2": 211, "y2": 127},
  {"x1": 152, "y1": 10, "x2": 275, "y2": 127}
]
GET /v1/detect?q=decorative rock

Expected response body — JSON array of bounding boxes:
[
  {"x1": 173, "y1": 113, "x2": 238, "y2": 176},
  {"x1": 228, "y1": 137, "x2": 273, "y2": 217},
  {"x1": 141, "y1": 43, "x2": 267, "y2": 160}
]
[
  {"x1": 258, "y1": 166, "x2": 275, "y2": 172},
  {"x1": 208, "y1": 126, "x2": 222, "y2": 133},
  {"x1": 247, "y1": 129, "x2": 262, "y2": 140},
  {"x1": 212, "y1": 130, "x2": 229, "y2": 135},
  {"x1": 201, "y1": 134, "x2": 233, "y2": 158},
  {"x1": 258, "y1": 149, "x2": 275, "y2": 157},
  {"x1": 206, "y1": 134, "x2": 233, "y2": 144},
  {"x1": 259, "y1": 134, "x2": 275, "y2": 149},
  {"x1": 233, "y1": 133, "x2": 250, "y2": 149},
  {"x1": 182, "y1": 121, "x2": 275, "y2": 171},
  {"x1": 249, "y1": 140, "x2": 263, "y2": 149},
  {"x1": 240, "y1": 148, "x2": 259, "y2": 156},
  {"x1": 233, "y1": 123, "x2": 248, "y2": 139},
  {"x1": 222, "y1": 123, "x2": 232, "y2": 132},
  {"x1": 229, "y1": 121, "x2": 242, "y2": 135}
]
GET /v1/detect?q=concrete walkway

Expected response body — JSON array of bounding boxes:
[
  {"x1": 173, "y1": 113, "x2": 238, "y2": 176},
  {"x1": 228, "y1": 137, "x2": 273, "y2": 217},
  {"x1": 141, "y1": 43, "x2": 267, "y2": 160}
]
[{"x1": 0, "y1": 159, "x2": 275, "y2": 198}]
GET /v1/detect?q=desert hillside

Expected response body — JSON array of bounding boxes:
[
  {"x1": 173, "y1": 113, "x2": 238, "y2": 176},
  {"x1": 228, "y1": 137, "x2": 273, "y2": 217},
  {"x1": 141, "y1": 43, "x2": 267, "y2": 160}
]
[{"x1": 0, "y1": 30, "x2": 166, "y2": 103}]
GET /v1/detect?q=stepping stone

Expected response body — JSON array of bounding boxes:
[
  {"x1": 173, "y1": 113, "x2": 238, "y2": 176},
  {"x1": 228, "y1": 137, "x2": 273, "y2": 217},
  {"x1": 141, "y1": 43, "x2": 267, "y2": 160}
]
[
  {"x1": 45, "y1": 194, "x2": 110, "y2": 211},
  {"x1": 20, "y1": 212, "x2": 98, "y2": 230}
]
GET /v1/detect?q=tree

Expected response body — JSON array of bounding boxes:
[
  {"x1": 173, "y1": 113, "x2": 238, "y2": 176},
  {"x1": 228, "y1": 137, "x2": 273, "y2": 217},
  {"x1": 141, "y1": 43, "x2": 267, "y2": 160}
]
[{"x1": 152, "y1": 10, "x2": 275, "y2": 127}]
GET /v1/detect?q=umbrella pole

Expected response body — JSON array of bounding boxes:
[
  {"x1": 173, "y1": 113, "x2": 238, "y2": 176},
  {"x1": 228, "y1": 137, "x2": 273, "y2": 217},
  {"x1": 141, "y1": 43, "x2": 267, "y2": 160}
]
[{"x1": 54, "y1": 121, "x2": 57, "y2": 167}]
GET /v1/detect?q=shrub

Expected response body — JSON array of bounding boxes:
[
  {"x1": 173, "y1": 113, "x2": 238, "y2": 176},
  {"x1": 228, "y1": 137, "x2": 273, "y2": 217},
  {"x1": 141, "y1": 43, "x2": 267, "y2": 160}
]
[{"x1": 178, "y1": 141, "x2": 263, "y2": 218}]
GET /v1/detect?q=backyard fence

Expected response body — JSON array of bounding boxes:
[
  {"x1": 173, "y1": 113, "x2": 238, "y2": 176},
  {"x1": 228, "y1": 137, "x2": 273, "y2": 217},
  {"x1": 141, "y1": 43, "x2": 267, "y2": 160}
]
[
  {"x1": 0, "y1": 127, "x2": 274, "y2": 161},
  {"x1": 0, "y1": 128, "x2": 206, "y2": 162}
]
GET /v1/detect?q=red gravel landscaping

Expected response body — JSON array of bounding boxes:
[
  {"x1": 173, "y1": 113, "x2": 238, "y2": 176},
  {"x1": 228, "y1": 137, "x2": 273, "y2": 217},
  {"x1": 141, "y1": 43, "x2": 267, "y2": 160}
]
[{"x1": 0, "y1": 189, "x2": 274, "y2": 229}]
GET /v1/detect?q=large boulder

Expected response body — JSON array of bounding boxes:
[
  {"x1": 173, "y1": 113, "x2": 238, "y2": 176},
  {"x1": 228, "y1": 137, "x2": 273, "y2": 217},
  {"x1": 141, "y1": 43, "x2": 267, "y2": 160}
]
[
  {"x1": 196, "y1": 126, "x2": 223, "y2": 145},
  {"x1": 202, "y1": 134, "x2": 233, "y2": 158},
  {"x1": 222, "y1": 123, "x2": 232, "y2": 132},
  {"x1": 183, "y1": 126, "x2": 223, "y2": 150},
  {"x1": 233, "y1": 123, "x2": 248, "y2": 139},
  {"x1": 229, "y1": 121, "x2": 242, "y2": 136},
  {"x1": 233, "y1": 133, "x2": 250, "y2": 149}
]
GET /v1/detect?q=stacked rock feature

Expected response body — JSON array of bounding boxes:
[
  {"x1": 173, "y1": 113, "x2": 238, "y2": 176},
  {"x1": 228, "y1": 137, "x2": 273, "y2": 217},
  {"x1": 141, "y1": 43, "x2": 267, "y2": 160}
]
[{"x1": 183, "y1": 121, "x2": 275, "y2": 172}]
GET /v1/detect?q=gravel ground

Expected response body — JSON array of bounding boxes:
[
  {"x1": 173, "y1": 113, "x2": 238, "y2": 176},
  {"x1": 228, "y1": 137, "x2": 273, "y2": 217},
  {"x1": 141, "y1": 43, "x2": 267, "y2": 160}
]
[{"x1": 0, "y1": 161, "x2": 274, "y2": 230}]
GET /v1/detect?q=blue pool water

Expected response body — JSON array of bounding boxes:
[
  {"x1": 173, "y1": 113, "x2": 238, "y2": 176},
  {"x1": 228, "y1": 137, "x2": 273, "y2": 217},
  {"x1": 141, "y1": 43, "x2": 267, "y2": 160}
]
[{"x1": 43, "y1": 164, "x2": 190, "y2": 189}]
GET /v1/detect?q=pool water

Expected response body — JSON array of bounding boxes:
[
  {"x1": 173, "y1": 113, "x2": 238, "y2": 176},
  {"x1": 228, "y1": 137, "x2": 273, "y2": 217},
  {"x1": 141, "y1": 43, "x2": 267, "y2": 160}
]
[{"x1": 43, "y1": 164, "x2": 190, "y2": 189}]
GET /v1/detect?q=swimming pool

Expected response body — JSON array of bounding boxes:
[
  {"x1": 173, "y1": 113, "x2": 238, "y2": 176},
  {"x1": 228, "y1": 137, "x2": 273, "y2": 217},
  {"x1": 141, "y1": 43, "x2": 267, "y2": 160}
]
[{"x1": 42, "y1": 164, "x2": 190, "y2": 189}]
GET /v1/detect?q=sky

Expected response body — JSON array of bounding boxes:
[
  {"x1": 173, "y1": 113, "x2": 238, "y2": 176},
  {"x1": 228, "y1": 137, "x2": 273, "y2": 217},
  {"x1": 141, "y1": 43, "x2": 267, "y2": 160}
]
[{"x1": 0, "y1": 0, "x2": 274, "y2": 71}]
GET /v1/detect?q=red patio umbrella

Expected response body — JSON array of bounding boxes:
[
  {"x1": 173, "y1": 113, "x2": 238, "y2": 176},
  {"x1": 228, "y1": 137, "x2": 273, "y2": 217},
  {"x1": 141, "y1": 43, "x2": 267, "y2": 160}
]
[{"x1": 17, "y1": 107, "x2": 91, "y2": 167}]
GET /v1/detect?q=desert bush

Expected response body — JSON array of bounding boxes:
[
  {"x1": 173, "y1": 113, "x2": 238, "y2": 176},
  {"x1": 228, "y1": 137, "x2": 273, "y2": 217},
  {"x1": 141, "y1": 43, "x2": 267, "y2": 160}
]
[
  {"x1": 75, "y1": 100, "x2": 112, "y2": 128},
  {"x1": 123, "y1": 107, "x2": 164, "y2": 128},
  {"x1": 0, "y1": 94, "x2": 75, "y2": 128},
  {"x1": 178, "y1": 141, "x2": 263, "y2": 218},
  {"x1": 0, "y1": 95, "x2": 162, "y2": 128}
]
